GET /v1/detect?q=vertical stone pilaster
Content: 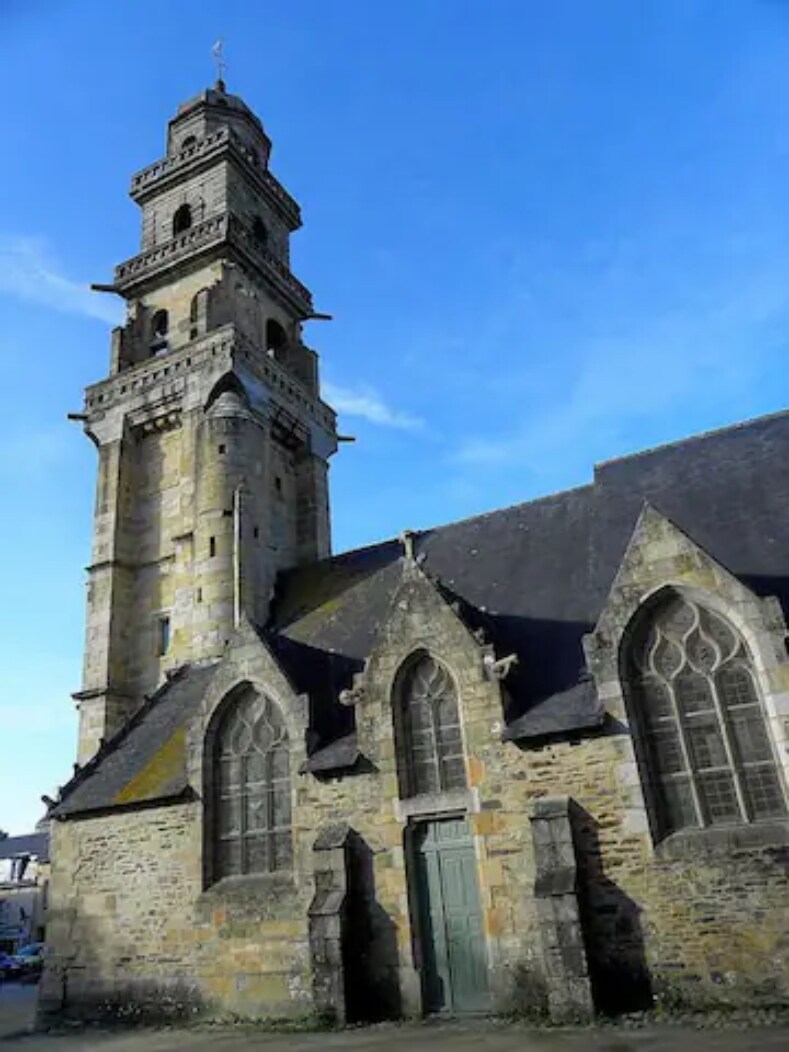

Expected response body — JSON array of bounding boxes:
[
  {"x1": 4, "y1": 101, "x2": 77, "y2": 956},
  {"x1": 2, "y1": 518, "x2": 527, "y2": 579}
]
[
  {"x1": 77, "y1": 432, "x2": 137, "y2": 761},
  {"x1": 530, "y1": 796, "x2": 594, "y2": 1022},
  {"x1": 295, "y1": 452, "x2": 330, "y2": 563},
  {"x1": 308, "y1": 824, "x2": 351, "y2": 1024}
]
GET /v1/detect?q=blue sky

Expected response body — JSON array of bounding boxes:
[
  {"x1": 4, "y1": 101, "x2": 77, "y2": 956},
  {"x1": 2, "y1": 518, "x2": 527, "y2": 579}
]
[{"x1": 3, "y1": 0, "x2": 789, "y2": 833}]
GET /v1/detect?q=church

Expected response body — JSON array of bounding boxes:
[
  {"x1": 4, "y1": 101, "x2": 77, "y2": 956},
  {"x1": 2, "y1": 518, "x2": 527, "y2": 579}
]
[{"x1": 40, "y1": 82, "x2": 789, "y2": 1024}]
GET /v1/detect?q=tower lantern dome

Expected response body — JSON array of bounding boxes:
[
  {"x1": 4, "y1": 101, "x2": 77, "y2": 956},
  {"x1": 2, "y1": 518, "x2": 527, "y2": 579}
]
[{"x1": 167, "y1": 83, "x2": 272, "y2": 168}]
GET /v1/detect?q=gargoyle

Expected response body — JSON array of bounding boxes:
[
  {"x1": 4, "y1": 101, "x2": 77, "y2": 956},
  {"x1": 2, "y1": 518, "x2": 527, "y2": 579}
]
[
  {"x1": 483, "y1": 651, "x2": 519, "y2": 681},
  {"x1": 339, "y1": 683, "x2": 366, "y2": 706}
]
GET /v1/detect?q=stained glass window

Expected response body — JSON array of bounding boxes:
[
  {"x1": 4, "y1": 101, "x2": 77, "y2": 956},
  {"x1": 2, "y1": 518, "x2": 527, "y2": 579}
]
[
  {"x1": 213, "y1": 689, "x2": 292, "y2": 879},
  {"x1": 626, "y1": 594, "x2": 786, "y2": 838},
  {"x1": 398, "y1": 655, "x2": 466, "y2": 797}
]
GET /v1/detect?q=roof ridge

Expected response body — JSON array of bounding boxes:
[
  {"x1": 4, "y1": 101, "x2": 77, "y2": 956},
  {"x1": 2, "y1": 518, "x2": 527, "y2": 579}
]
[
  {"x1": 314, "y1": 482, "x2": 597, "y2": 569},
  {"x1": 595, "y1": 405, "x2": 789, "y2": 475},
  {"x1": 318, "y1": 407, "x2": 789, "y2": 568}
]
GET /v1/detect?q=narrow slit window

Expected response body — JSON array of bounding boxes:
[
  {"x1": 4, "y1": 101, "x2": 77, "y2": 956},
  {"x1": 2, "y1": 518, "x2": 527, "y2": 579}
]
[
  {"x1": 209, "y1": 536, "x2": 216, "y2": 558},
  {"x1": 157, "y1": 616, "x2": 171, "y2": 657}
]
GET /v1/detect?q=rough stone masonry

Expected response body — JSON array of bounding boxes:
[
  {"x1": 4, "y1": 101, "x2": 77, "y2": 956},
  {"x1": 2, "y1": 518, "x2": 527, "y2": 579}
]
[{"x1": 39, "y1": 81, "x2": 789, "y2": 1025}]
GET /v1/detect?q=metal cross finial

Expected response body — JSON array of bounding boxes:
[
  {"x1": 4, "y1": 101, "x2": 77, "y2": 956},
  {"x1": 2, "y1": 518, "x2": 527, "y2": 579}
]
[{"x1": 212, "y1": 39, "x2": 227, "y2": 88}]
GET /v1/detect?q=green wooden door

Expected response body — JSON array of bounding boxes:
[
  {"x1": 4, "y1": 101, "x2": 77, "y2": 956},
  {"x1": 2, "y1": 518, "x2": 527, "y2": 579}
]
[{"x1": 413, "y1": 817, "x2": 490, "y2": 1015}]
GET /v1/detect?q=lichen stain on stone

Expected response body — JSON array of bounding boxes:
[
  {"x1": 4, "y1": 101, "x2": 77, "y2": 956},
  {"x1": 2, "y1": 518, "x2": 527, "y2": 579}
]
[
  {"x1": 113, "y1": 725, "x2": 186, "y2": 804},
  {"x1": 291, "y1": 595, "x2": 344, "y2": 631},
  {"x1": 275, "y1": 559, "x2": 383, "y2": 634}
]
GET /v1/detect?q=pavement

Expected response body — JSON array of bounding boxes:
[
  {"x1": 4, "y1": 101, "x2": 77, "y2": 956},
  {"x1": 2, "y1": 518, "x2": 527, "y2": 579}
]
[{"x1": 2, "y1": 981, "x2": 788, "y2": 1051}]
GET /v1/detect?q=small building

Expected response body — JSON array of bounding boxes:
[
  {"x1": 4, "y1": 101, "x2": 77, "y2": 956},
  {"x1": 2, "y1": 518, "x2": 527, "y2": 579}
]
[{"x1": 0, "y1": 830, "x2": 49, "y2": 953}]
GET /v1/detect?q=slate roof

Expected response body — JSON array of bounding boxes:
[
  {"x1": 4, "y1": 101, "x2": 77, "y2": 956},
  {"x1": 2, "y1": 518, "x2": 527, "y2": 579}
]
[
  {"x1": 273, "y1": 408, "x2": 789, "y2": 741},
  {"x1": 52, "y1": 408, "x2": 789, "y2": 817},
  {"x1": 52, "y1": 664, "x2": 217, "y2": 819},
  {"x1": 0, "y1": 833, "x2": 49, "y2": 862}
]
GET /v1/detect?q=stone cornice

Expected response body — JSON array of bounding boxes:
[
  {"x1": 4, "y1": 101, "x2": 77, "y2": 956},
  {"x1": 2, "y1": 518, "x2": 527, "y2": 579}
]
[
  {"x1": 85, "y1": 326, "x2": 235, "y2": 414},
  {"x1": 232, "y1": 330, "x2": 336, "y2": 434},
  {"x1": 129, "y1": 127, "x2": 301, "y2": 230},
  {"x1": 83, "y1": 325, "x2": 336, "y2": 439},
  {"x1": 84, "y1": 553, "x2": 177, "y2": 575},
  {"x1": 114, "y1": 213, "x2": 226, "y2": 288},
  {"x1": 113, "y1": 213, "x2": 313, "y2": 315}
]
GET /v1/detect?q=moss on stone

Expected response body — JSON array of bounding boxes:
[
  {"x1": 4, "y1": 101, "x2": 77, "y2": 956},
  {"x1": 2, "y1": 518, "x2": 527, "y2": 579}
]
[{"x1": 113, "y1": 725, "x2": 186, "y2": 804}]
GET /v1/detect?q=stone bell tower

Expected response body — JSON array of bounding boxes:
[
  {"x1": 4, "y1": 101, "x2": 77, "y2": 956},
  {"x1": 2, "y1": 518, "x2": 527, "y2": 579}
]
[{"x1": 73, "y1": 82, "x2": 337, "y2": 763}]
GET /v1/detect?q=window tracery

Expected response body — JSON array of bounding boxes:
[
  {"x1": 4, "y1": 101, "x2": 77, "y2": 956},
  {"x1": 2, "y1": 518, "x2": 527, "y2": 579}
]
[
  {"x1": 626, "y1": 593, "x2": 786, "y2": 837},
  {"x1": 397, "y1": 654, "x2": 466, "y2": 797},
  {"x1": 213, "y1": 689, "x2": 291, "y2": 879}
]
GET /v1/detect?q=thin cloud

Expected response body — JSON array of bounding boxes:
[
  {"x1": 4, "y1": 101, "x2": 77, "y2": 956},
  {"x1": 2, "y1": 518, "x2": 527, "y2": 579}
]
[
  {"x1": 0, "y1": 235, "x2": 123, "y2": 326},
  {"x1": 322, "y1": 380, "x2": 423, "y2": 430},
  {"x1": 454, "y1": 258, "x2": 789, "y2": 473}
]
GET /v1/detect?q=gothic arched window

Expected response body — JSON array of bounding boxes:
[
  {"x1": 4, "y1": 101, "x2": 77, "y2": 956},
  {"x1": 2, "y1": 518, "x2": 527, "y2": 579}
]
[
  {"x1": 625, "y1": 593, "x2": 786, "y2": 839},
  {"x1": 213, "y1": 688, "x2": 292, "y2": 879},
  {"x1": 396, "y1": 654, "x2": 466, "y2": 797},
  {"x1": 173, "y1": 203, "x2": 193, "y2": 236}
]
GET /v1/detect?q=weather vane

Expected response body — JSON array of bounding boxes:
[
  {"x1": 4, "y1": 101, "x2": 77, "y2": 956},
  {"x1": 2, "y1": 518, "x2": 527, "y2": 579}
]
[{"x1": 212, "y1": 39, "x2": 227, "y2": 87}]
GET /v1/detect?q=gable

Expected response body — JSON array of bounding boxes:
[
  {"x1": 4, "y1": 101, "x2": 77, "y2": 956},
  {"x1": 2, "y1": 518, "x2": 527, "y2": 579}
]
[{"x1": 271, "y1": 408, "x2": 789, "y2": 738}]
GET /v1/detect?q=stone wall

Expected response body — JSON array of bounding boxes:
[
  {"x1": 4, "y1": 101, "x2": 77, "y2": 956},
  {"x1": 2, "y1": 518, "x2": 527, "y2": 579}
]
[
  {"x1": 140, "y1": 167, "x2": 226, "y2": 251},
  {"x1": 41, "y1": 804, "x2": 313, "y2": 1021},
  {"x1": 226, "y1": 166, "x2": 289, "y2": 263},
  {"x1": 53, "y1": 543, "x2": 789, "y2": 1021},
  {"x1": 292, "y1": 558, "x2": 789, "y2": 1015}
]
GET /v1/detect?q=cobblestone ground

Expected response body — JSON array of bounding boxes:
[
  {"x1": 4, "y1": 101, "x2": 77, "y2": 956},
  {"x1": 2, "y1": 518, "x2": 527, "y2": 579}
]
[{"x1": 2, "y1": 984, "x2": 789, "y2": 1051}]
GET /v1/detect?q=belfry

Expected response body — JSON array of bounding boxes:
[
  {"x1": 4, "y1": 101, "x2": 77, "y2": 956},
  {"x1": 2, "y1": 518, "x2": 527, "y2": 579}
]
[
  {"x1": 73, "y1": 82, "x2": 336, "y2": 763},
  {"x1": 41, "y1": 82, "x2": 789, "y2": 1025}
]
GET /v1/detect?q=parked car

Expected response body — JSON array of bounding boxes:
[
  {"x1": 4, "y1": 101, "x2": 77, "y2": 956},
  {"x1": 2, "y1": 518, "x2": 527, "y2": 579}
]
[
  {"x1": 0, "y1": 951, "x2": 19, "y2": 979},
  {"x1": 11, "y1": 943, "x2": 45, "y2": 982}
]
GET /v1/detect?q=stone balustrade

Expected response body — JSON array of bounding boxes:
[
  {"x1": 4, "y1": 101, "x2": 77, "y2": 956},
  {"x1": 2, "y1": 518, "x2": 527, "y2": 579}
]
[
  {"x1": 114, "y1": 215, "x2": 227, "y2": 284},
  {"x1": 130, "y1": 128, "x2": 231, "y2": 196},
  {"x1": 226, "y1": 214, "x2": 313, "y2": 310},
  {"x1": 85, "y1": 324, "x2": 335, "y2": 435},
  {"x1": 113, "y1": 214, "x2": 312, "y2": 312},
  {"x1": 129, "y1": 129, "x2": 301, "y2": 226}
]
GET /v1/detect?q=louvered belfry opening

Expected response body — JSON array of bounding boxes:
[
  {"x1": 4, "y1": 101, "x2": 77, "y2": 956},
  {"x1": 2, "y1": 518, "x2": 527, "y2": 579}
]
[
  {"x1": 625, "y1": 592, "x2": 787, "y2": 838},
  {"x1": 213, "y1": 688, "x2": 292, "y2": 878}
]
